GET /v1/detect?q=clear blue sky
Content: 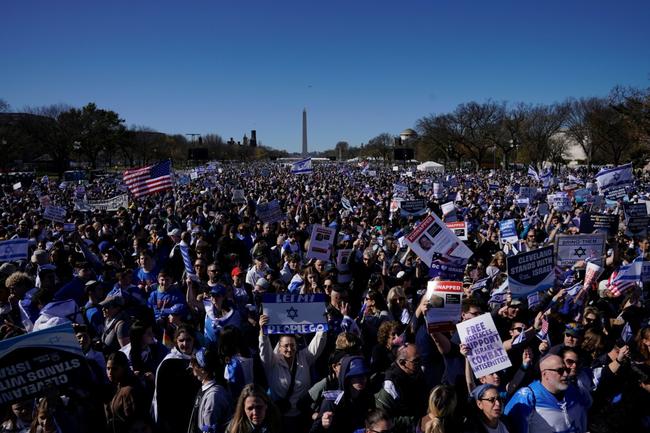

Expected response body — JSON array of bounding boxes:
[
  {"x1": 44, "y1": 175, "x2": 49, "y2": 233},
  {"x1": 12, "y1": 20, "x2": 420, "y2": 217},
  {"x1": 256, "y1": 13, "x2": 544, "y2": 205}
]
[{"x1": 2, "y1": 0, "x2": 649, "y2": 152}]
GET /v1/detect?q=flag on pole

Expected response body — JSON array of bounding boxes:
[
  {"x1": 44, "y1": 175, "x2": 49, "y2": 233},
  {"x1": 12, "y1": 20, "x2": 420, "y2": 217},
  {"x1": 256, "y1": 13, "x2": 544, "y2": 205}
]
[
  {"x1": 527, "y1": 165, "x2": 539, "y2": 181},
  {"x1": 536, "y1": 316, "x2": 551, "y2": 345},
  {"x1": 291, "y1": 157, "x2": 313, "y2": 174},
  {"x1": 123, "y1": 160, "x2": 174, "y2": 198},
  {"x1": 595, "y1": 162, "x2": 633, "y2": 192}
]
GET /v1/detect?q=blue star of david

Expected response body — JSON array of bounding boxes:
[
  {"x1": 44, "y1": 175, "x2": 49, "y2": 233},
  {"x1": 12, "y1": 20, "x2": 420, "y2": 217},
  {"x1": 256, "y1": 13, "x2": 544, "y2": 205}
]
[
  {"x1": 574, "y1": 247, "x2": 586, "y2": 257},
  {"x1": 286, "y1": 307, "x2": 299, "y2": 320},
  {"x1": 3, "y1": 246, "x2": 13, "y2": 256},
  {"x1": 613, "y1": 173, "x2": 620, "y2": 182}
]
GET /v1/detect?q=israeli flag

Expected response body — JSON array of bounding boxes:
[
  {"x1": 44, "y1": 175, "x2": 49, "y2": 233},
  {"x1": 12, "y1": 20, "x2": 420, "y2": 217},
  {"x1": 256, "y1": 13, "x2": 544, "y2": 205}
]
[
  {"x1": 596, "y1": 163, "x2": 633, "y2": 191},
  {"x1": 527, "y1": 165, "x2": 539, "y2": 181},
  {"x1": 540, "y1": 168, "x2": 553, "y2": 187},
  {"x1": 291, "y1": 158, "x2": 313, "y2": 175},
  {"x1": 0, "y1": 239, "x2": 29, "y2": 262},
  {"x1": 179, "y1": 241, "x2": 198, "y2": 281}
]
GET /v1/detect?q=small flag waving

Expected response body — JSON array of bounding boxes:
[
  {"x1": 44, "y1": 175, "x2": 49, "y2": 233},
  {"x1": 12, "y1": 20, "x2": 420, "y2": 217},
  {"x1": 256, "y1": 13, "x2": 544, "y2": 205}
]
[
  {"x1": 0, "y1": 239, "x2": 29, "y2": 262},
  {"x1": 291, "y1": 158, "x2": 313, "y2": 175},
  {"x1": 123, "y1": 160, "x2": 174, "y2": 198},
  {"x1": 608, "y1": 259, "x2": 642, "y2": 297},
  {"x1": 527, "y1": 165, "x2": 539, "y2": 181}
]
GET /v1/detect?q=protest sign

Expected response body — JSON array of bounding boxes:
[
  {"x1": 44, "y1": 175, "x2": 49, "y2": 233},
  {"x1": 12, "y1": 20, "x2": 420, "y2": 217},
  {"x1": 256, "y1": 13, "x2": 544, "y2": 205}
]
[
  {"x1": 12, "y1": 182, "x2": 21, "y2": 191},
  {"x1": 515, "y1": 198, "x2": 530, "y2": 208},
  {"x1": 445, "y1": 221, "x2": 468, "y2": 241},
  {"x1": 549, "y1": 193, "x2": 572, "y2": 212},
  {"x1": 306, "y1": 224, "x2": 336, "y2": 261},
  {"x1": 63, "y1": 223, "x2": 76, "y2": 232},
  {"x1": 591, "y1": 214, "x2": 618, "y2": 235},
  {"x1": 392, "y1": 166, "x2": 399, "y2": 172},
  {"x1": 256, "y1": 200, "x2": 285, "y2": 224},
  {"x1": 441, "y1": 202, "x2": 457, "y2": 222},
  {"x1": 428, "y1": 259, "x2": 466, "y2": 281},
  {"x1": 83, "y1": 194, "x2": 129, "y2": 212},
  {"x1": 262, "y1": 293, "x2": 327, "y2": 334},
  {"x1": 43, "y1": 206, "x2": 66, "y2": 223},
  {"x1": 231, "y1": 189, "x2": 246, "y2": 204},
  {"x1": 519, "y1": 187, "x2": 536, "y2": 201},
  {"x1": 392, "y1": 183, "x2": 409, "y2": 198},
  {"x1": 555, "y1": 233, "x2": 606, "y2": 267},
  {"x1": 624, "y1": 203, "x2": 649, "y2": 236},
  {"x1": 424, "y1": 281, "x2": 463, "y2": 332},
  {"x1": 0, "y1": 239, "x2": 29, "y2": 262},
  {"x1": 537, "y1": 203, "x2": 549, "y2": 216},
  {"x1": 456, "y1": 313, "x2": 512, "y2": 378},
  {"x1": 432, "y1": 183, "x2": 444, "y2": 199},
  {"x1": 573, "y1": 188, "x2": 592, "y2": 204},
  {"x1": 336, "y1": 249, "x2": 353, "y2": 284},
  {"x1": 507, "y1": 246, "x2": 555, "y2": 296},
  {"x1": 399, "y1": 199, "x2": 427, "y2": 217},
  {"x1": 499, "y1": 220, "x2": 518, "y2": 244},
  {"x1": 0, "y1": 325, "x2": 90, "y2": 406},
  {"x1": 405, "y1": 214, "x2": 473, "y2": 266}
]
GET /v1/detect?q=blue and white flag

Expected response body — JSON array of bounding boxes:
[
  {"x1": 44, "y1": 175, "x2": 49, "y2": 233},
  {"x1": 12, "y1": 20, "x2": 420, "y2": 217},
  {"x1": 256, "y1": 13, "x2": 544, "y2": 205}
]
[
  {"x1": 262, "y1": 293, "x2": 328, "y2": 334},
  {"x1": 291, "y1": 158, "x2": 313, "y2": 175},
  {"x1": 527, "y1": 165, "x2": 539, "y2": 181},
  {"x1": 179, "y1": 241, "x2": 198, "y2": 280},
  {"x1": 540, "y1": 168, "x2": 553, "y2": 188},
  {"x1": 0, "y1": 239, "x2": 29, "y2": 262},
  {"x1": 596, "y1": 163, "x2": 633, "y2": 192}
]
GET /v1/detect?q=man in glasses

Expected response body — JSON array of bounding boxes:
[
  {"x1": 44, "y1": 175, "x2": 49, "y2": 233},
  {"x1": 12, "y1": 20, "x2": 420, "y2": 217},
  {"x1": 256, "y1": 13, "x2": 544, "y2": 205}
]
[
  {"x1": 504, "y1": 354, "x2": 590, "y2": 433},
  {"x1": 374, "y1": 344, "x2": 429, "y2": 433}
]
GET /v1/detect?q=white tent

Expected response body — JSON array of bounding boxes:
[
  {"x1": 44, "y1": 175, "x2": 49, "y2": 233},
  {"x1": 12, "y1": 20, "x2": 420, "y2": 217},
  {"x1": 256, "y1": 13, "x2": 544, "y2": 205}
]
[{"x1": 416, "y1": 161, "x2": 445, "y2": 173}]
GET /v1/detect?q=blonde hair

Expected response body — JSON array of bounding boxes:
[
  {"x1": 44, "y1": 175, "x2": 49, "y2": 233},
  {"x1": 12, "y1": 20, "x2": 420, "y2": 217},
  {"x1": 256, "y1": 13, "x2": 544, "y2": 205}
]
[
  {"x1": 424, "y1": 385, "x2": 457, "y2": 433},
  {"x1": 387, "y1": 286, "x2": 406, "y2": 305}
]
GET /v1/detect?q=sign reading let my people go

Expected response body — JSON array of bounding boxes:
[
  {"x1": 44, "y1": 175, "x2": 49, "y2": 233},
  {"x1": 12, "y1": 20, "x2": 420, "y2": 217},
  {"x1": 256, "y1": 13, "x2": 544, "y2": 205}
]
[{"x1": 262, "y1": 293, "x2": 328, "y2": 335}]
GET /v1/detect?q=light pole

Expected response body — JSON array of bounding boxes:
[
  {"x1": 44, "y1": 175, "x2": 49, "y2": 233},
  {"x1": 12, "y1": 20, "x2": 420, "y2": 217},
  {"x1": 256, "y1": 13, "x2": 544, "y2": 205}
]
[{"x1": 493, "y1": 145, "x2": 497, "y2": 170}]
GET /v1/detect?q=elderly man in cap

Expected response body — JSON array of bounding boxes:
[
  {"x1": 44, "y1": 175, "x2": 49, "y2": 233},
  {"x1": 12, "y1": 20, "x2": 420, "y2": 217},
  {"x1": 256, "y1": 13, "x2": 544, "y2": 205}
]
[{"x1": 505, "y1": 354, "x2": 590, "y2": 433}]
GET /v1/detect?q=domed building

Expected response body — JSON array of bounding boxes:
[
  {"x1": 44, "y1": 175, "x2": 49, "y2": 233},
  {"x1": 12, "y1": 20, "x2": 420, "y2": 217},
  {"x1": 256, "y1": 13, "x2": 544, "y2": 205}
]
[{"x1": 399, "y1": 128, "x2": 417, "y2": 144}]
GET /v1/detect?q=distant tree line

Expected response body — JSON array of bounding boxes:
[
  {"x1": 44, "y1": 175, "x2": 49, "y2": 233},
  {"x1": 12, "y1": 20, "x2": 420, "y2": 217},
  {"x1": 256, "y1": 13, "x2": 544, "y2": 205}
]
[
  {"x1": 318, "y1": 85, "x2": 650, "y2": 169},
  {"x1": 0, "y1": 101, "x2": 288, "y2": 173}
]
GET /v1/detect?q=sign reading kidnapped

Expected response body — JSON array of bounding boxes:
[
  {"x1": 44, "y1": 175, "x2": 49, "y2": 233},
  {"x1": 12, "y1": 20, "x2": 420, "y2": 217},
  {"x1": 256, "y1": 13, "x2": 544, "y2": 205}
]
[
  {"x1": 0, "y1": 325, "x2": 89, "y2": 406},
  {"x1": 262, "y1": 294, "x2": 328, "y2": 334},
  {"x1": 507, "y1": 246, "x2": 555, "y2": 295}
]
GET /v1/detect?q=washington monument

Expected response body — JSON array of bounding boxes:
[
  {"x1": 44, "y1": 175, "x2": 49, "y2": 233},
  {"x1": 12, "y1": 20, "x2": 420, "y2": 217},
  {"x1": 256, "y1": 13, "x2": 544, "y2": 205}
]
[{"x1": 302, "y1": 108, "x2": 308, "y2": 156}]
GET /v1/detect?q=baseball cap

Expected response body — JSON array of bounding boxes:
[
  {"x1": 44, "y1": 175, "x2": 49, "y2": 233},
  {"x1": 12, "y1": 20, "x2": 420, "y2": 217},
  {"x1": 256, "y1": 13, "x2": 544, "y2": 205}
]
[
  {"x1": 209, "y1": 284, "x2": 227, "y2": 297},
  {"x1": 99, "y1": 295, "x2": 124, "y2": 308},
  {"x1": 231, "y1": 267, "x2": 245, "y2": 277},
  {"x1": 345, "y1": 357, "x2": 369, "y2": 378}
]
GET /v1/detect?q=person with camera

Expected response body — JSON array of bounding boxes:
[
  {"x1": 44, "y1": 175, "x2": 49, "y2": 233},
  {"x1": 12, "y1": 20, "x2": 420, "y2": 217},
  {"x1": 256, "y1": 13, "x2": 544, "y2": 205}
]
[{"x1": 258, "y1": 314, "x2": 327, "y2": 433}]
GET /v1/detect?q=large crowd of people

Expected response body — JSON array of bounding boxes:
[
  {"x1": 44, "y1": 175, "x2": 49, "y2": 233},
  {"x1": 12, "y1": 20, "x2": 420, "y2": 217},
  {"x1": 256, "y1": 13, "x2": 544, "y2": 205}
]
[{"x1": 0, "y1": 161, "x2": 649, "y2": 433}]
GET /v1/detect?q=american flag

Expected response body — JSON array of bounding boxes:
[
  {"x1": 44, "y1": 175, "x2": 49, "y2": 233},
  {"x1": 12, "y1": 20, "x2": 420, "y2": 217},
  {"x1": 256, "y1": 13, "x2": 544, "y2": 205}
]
[
  {"x1": 536, "y1": 316, "x2": 550, "y2": 344},
  {"x1": 123, "y1": 160, "x2": 174, "y2": 198},
  {"x1": 608, "y1": 258, "x2": 642, "y2": 297}
]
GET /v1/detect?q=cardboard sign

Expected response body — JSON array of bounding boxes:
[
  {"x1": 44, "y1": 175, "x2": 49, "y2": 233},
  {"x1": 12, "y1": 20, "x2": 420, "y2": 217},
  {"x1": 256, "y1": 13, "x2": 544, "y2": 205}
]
[
  {"x1": 262, "y1": 294, "x2": 328, "y2": 334},
  {"x1": 555, "y1": 233, "x2": 606, "y2": 267},
  {"x1": 591, "y1": 214, "x2": 618, "y2": 235},
  {"x1": 456, "y1": 313, "x2": 512, "y2": 378},
  {"x1": 43, "y1": 206, "x2": 66, "y2": 223},
  {"x1": 499, "y1": 219, "x2": 518, "y2": 244},
  {"x1": 336, "y1": 249, "x2": 353, "y2": 284},
  {"x1": 424, "y1": 281, "x2": 463, "y2": 332},
  {"x1": 306, "y1": 224, "x2": 336, "y2": 261},
  {"x1": 399, "y1": 199, "x2": 427, "y2": 217},
  {"x1": 256, "y1": 200, "x2": 285, "y2": 224},
  {"x1": 0, "y1": 325, "x2": 90, "y2": 406},
  {"x1": 507, "y1": 246, "x2": 555, "y2": 296}
]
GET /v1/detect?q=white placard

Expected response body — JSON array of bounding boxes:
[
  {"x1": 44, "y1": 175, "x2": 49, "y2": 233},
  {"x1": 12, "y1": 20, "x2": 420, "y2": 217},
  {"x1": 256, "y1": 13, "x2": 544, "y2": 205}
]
[{"x1": 456, "y1": 313, "x2": 512, "y2": 378}]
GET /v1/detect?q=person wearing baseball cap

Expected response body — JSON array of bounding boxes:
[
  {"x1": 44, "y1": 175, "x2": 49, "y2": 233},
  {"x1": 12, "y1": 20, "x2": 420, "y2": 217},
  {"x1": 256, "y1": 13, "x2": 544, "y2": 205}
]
[
  {"x1": 187, "y1": 348, "x2": 232, "y2": 433},
  {"x1": 230, "y1": 266, "x2": 252, "y2": 309}
]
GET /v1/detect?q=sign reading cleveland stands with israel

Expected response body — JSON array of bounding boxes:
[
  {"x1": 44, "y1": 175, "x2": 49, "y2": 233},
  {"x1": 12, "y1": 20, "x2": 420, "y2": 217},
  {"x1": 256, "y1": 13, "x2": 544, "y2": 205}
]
[{"x1": 262, "y1": 293, "x2": 328, "y2": 334}]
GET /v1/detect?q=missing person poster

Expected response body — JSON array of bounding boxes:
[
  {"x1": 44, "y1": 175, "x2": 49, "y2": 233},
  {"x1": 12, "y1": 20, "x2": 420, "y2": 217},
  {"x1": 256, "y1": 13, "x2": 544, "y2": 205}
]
[
  {"x1": 306, "y1": 224, "x2": 336, "y2": 261},
  {"x1": 423, "y1": 280, "x2": 463, "y2": 332},
  {"x1": 405, "y1": 214, "x2": 473, "y2": 266},
  {"x1": 262, "y1": 293, "x2": 328, "y2": 334},
  {"x1": 456, "y1": 313, "x2": 512, "y2": 378},
  {"x1": 445, "y1": 221, "x2": 468, "y2": 241}
]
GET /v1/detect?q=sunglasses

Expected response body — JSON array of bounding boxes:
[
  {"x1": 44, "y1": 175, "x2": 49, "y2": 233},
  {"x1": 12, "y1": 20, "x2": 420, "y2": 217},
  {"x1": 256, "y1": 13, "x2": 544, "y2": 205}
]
[
  {"x1": 480, "y1": 396, "x2": 503, "y2": 404},
  {"x1": 511, "y1": 327, "x2": 524, "y2": 332}
]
